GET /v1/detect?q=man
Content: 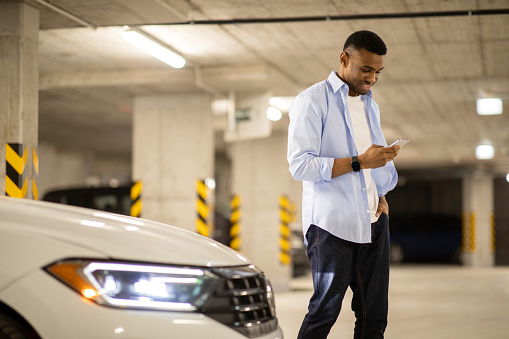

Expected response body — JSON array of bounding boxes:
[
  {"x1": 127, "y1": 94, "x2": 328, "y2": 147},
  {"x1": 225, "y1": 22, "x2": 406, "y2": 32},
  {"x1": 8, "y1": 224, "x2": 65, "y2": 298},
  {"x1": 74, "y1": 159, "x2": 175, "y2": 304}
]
[{"x1": 287, "y1": 30, "x2": 400, "y2": 338}]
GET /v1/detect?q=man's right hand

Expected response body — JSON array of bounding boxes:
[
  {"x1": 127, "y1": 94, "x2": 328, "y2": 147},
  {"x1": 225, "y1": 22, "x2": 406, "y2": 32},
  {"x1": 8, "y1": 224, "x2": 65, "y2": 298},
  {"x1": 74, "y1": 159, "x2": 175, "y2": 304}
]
[{"x1": 358, "y1": 144, "x2": 400, "y2": 169}]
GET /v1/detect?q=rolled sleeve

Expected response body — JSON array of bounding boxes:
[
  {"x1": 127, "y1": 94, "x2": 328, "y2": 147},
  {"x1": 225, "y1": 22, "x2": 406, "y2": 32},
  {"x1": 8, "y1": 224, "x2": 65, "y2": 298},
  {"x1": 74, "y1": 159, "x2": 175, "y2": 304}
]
[
  {"x1": 288, "y1": 153, "x2": 334, "y2": 182},
  {"x1": 288, "y1": 90, "x2": 333, "y2": 182},
  {"x1": 320, "y1": 157, "x2": 334, "y2": 181}
]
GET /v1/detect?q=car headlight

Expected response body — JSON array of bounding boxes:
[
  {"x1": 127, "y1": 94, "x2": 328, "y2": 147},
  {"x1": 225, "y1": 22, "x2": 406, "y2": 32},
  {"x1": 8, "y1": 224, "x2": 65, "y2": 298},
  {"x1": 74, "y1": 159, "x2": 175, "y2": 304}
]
[{"x1": 45, "y1": 259, "x2": 220, "y2": 311}]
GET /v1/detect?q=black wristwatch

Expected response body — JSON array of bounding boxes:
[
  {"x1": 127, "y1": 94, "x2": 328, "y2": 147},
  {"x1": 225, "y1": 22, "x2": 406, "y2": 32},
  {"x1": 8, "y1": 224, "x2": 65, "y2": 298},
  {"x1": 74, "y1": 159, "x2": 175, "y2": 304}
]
[{"x1": 351, "y1": 156, "x2": 361, "y2": 172}]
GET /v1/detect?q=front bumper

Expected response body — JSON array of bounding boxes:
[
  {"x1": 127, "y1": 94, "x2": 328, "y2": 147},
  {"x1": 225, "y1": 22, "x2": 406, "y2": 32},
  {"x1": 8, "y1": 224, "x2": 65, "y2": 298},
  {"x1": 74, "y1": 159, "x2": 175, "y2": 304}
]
[{"x1": 0, "y1": 270, "x2": 283, "y2": 339}]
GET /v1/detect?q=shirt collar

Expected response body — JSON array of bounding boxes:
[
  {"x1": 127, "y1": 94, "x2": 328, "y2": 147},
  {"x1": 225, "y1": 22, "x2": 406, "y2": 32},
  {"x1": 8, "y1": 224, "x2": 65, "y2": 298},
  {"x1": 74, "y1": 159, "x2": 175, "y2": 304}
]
[{"x1": 327, "y1": 70, "x2": 372, "y2": 99}]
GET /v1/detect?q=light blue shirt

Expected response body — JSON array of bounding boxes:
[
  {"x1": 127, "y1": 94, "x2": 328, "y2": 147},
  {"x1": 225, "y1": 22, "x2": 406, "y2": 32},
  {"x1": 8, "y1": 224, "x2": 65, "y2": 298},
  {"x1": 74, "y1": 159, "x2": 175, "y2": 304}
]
[{"x1": 287, "y1": 71, "x2": 398, "y2": 244}]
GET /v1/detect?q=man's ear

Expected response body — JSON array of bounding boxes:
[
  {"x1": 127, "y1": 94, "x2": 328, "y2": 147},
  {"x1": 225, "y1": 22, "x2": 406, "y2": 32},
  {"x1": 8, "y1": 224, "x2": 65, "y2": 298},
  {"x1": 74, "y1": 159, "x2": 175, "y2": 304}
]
[{"x1": 339, "y1": 52, "x2": 348, "y2": 67}]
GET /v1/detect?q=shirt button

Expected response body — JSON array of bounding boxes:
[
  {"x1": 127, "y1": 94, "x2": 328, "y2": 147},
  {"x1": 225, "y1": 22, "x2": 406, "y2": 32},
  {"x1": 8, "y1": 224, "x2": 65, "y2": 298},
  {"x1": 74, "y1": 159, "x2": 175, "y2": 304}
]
[
  {"x1": 362, "y1": 188, "x2": 366, "y2": 191},
  {"x1": 366, "y1": 210, "x2": 370, "y2": 213}
]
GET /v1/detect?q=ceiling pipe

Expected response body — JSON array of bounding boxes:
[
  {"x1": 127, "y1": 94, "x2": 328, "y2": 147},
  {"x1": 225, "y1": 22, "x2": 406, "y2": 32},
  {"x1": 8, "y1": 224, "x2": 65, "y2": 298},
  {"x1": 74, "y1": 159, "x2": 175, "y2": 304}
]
[
  {"x1": 32, "y1": 0, "x2": 97, "y2": 29},
  {"x1": 33, "y1": 4, "x2": 509, "y2": 30},
  {"x1": 130, "y1": 8, "x2": 509, "y2": 27}
]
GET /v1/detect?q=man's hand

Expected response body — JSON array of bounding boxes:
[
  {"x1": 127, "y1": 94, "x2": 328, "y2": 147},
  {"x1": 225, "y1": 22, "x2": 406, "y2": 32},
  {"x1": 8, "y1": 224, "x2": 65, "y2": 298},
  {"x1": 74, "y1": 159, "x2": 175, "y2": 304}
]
[
  {"x1": 358, "y1": 144, "x2": 400, "y2": 169},
  {"x1": 376, "y1": 196, "x2": 389, "y2": 217}
]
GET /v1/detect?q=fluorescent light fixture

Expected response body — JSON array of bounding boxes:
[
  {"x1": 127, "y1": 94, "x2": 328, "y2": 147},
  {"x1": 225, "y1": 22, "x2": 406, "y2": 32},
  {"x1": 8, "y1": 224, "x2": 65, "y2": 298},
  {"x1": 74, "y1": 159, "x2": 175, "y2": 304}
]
[
  {"x1": 506, "y1": 173, "x2": 509, "y2": 183},
  {"x1": 122, "y1": 30, "x2": 186, "y2": 69},
  {"x1": 267, "y1": 106, "x2": 282, "y2": 121},
  {"x1": 476, "y1": 98, "x2": 503, "y2": 115},
  {"x1": 475, "y1": 144, "x2": 495, "y2": 160}
]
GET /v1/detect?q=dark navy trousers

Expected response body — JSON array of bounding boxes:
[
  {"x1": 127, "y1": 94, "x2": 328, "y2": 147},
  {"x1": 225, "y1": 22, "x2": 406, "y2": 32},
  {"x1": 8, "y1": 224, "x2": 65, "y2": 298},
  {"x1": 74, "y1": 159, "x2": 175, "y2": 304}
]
[{"x1": 298, "y1": 213, "x2": 390, "y2": 339}]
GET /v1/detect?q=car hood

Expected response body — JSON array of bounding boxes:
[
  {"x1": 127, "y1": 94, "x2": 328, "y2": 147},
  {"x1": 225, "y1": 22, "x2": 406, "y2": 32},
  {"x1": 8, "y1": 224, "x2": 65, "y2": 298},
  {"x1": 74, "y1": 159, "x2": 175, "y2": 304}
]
[{"x1": 0, "y1": 197, "x2": 249, "y2": 267}]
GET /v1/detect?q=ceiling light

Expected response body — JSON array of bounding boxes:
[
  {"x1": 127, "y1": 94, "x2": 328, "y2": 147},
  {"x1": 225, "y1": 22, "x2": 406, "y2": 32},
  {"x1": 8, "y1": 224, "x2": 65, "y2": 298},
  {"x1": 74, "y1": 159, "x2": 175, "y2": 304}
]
[
  {"x1": 475, "y1": 144, "x2": 495, "y2": 160},
  {"x1": 122, "y1": 30, "x2": 186, "y2": 69},
  {"x1": 267, "y1": 106, "x2": 282, "y2": 121},
  {"x1": 476, "y1": 98, "x2": 503, "y2": 115},
  {"x1": 205, "y1": 178, "x2": 216, "y2": 190}
]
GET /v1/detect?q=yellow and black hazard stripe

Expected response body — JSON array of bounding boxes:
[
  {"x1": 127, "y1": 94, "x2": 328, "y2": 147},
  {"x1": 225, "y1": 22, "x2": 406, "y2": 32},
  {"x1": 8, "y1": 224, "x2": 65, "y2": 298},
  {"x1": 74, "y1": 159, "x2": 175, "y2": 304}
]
[
  {"x1": 5, "y1": 143, "x2": 28, "y2": 199},
  {"x1": 469, "y1": 212, "x2": 476, "y2": 253},
  {"x1": 279, "y1": 195, "x2": 291, "y2": 265},
  {"x1": 288, "y1": 198, "x2": 296, "y2": 223},
  {"x1": 32, "y1": 147, "x2": 39, "y2": 200},
  {"x1": 130, "y1": 181, "x2": 143, "y2": 217},
  {"x1": 229, "y1": 195, "x2": 241, "y2": 251},
  {"x1": 461, "y1": 212, "x2": 477, "y2": 253},
  {"x1": 196, "y1": 179, "x2": 209, "y2": 237}
]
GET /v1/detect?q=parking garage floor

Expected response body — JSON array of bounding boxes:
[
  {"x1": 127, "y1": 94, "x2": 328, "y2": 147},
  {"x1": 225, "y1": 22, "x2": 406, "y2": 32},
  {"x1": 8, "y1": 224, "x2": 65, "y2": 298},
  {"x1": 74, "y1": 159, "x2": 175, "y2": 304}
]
[{"x1": 276, "y1": 265, "x2": 509, "y2": 338}]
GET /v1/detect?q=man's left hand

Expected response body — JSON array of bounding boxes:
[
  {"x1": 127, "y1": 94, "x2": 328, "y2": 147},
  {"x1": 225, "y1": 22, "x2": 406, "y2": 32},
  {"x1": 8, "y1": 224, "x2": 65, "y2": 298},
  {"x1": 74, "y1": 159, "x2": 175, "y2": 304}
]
[{"x1": 376, "y1": 196, "x2": 389, "y2": 217}]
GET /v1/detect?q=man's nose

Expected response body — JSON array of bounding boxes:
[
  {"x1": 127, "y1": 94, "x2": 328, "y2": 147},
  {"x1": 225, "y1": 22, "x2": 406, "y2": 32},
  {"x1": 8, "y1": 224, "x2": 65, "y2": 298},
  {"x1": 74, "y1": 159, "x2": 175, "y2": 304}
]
[{"x1": 367, "y1": 73, "x2": 377, "y2": 84}]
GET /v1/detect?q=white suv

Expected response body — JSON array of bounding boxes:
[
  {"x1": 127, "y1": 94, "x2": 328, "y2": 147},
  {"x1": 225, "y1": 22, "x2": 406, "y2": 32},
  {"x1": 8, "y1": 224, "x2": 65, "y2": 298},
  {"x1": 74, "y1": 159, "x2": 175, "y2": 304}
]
[{"x1": 0, "y1": 197, "x2": 283, "y2": 338}]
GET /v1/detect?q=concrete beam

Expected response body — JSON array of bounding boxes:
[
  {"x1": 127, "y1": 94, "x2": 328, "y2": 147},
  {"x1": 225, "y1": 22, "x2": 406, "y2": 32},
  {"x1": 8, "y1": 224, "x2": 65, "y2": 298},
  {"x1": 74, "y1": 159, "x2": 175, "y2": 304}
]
[
  {"x1": 39, "y1": 63, "x2": 271, "y2": 90},
  {"x1": 39, "y1": 63, "x2": 303, "y2": 96},
  {"x1": 39, "y1": 68, "x2": 196, "y2": 90}
]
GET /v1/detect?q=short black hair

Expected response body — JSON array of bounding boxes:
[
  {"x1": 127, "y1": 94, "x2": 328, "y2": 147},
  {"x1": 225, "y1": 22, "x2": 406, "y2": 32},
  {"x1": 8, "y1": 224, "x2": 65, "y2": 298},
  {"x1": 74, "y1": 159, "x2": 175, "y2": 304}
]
[{"x1": 343, "y1": 30, "x2": 387, "y2": 55}]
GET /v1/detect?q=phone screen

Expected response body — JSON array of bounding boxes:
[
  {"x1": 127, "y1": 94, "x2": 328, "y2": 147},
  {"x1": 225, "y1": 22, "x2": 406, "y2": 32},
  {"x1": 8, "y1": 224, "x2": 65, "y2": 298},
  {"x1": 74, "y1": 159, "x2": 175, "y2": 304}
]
[{"x1": 389, "y1": 139, "x2": 409, "y2": 147}]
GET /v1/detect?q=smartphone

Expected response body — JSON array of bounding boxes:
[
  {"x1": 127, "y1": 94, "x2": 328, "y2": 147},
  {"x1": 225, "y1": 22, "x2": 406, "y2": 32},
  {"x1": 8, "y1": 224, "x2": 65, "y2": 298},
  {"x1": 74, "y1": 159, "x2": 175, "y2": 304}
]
[{"x1": 389, "y1": 139, "x2": 409, "y2": 147}]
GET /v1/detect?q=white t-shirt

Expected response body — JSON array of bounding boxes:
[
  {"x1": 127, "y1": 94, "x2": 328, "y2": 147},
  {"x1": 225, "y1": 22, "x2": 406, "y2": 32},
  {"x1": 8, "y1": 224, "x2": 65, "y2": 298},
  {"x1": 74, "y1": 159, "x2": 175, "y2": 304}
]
[{"x1": 347, "y1": 94, "x2": 379, "y2": 223}]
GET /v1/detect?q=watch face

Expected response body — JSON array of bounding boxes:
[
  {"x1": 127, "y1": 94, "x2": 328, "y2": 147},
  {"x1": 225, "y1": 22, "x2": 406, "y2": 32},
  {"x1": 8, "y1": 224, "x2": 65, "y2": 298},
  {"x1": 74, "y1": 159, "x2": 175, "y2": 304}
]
[{"x1": 352, "y1": 157, "x2": 361, "y2": 172}]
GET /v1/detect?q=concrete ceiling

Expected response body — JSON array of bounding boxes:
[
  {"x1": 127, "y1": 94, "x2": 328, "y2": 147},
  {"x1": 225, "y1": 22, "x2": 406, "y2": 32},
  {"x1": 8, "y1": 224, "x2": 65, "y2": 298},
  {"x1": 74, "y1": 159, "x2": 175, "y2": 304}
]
[{"x1": 27, "y1": 0, "x2": 509, "y2": 174}]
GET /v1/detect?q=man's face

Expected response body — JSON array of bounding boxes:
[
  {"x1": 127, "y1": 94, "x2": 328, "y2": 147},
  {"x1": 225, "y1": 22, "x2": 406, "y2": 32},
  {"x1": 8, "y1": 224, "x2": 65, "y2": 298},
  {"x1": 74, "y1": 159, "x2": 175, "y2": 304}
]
[{"x1": 339, "y1": 48, "x2": 384, "y2": 96}]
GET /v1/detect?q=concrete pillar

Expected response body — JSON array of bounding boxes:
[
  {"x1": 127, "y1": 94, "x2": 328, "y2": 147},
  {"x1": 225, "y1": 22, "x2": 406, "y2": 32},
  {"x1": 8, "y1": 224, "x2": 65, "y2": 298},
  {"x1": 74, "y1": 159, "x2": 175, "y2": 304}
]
[
  {"x1": 132, "y1": 93, "x2": 213, "y2": 232},
  {"x1": 462, "y1": 173, "x2": 495, "y2": 266},
  {"x1": 230, "y1": 131, "x2": 298, "y2": 291},
  {"x1": 0, "y1": 2, "x2": 39, "y2": 197}
]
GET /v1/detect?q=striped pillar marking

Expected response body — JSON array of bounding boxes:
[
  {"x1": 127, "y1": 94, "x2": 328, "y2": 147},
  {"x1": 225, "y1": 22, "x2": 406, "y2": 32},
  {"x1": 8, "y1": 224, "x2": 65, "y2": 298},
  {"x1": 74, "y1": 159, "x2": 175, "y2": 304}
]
[
  {"x1": 279, "y1": 195, "x2": 291, "y2": 265},
  {"x1": 469, "y1": 212, "x2": 476, "y2": 253},
  {"x1": 5, "y1": 143, "x2": 28, "y2": 198},
  {"x1": 490, "y1": 212, "x2": 496, "y2": 253},
  {"x1": 130, "y1": 181, "x2": 143, "y2": 217},
  {"x1": 288, "y1": 199, "x2": 296, "y2": 223},
  {"x1": 229, "y1": 195, "x2": 241, "y2": 251},
  {"x1": 196, "y1": 179, "x2": 209, "y2": 237},
  {"x1": 32, "y1": 147, "x2": 39, "y2": 200}
]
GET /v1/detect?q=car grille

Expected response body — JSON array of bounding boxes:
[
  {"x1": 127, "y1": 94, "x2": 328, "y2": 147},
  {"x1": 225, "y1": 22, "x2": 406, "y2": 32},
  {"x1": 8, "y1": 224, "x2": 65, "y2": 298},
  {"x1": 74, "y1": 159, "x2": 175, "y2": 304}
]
[{"x1": 201, "y1": 266, "x2": 278, "y2": 338}]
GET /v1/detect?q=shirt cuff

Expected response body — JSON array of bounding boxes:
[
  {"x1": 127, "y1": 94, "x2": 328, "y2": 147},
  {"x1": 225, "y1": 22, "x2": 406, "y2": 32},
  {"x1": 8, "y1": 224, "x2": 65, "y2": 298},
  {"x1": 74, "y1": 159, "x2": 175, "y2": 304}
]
[{"x1": 321, "y1": 157, "x2": 334, "y2": 181}]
